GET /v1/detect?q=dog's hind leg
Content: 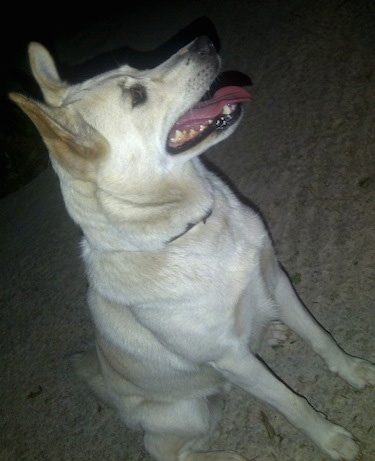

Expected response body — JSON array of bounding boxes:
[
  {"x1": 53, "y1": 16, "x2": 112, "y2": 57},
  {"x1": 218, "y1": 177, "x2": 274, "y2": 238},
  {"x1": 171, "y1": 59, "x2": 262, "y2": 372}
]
[
  {"x1": 71, "y1": 347, "x2": 114, "y2": 407},
  {"x1": 273, "y1": 264, "x2": 375, "y2": 389},
  {"x1": 141, "y1": 395, "x2": 249, "y2": 461},
  {"x1": 144, "y1": 432, "x2": 249, "y2": 461}
]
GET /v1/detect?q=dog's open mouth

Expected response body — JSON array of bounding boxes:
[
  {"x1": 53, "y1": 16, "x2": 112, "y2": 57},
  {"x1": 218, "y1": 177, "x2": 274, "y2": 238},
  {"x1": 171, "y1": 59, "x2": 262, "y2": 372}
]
[{"x1": 167, "y1": 71, "x2": 252, "y2": 154}]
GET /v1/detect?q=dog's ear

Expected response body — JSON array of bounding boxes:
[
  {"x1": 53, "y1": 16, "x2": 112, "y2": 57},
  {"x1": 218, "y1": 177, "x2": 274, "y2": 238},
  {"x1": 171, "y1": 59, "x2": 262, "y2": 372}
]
[
  {"x1": 28, "y1": 42, "x2": 68, "y2": 107},
  {"x1": 9, "y1": 92, "x2": 108, "y2": 180}
]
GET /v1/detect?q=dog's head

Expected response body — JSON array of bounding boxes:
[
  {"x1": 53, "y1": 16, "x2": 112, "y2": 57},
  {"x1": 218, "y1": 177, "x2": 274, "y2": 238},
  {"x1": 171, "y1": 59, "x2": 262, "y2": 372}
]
[
  {"x1": 10, "y1": 36, "x2": 251, "y2": 177},
  {"x1": 9, "y1": 36, "x2": 252, "y2": 249}
]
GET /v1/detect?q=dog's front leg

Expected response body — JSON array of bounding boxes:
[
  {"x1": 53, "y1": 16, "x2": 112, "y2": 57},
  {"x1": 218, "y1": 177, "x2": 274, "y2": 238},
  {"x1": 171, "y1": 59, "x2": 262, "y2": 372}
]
[
  {"x1": 212, "y1": 352, "x2": 359, "y2": 460},
  {"x1": 273, "y1": 266, "x2": 375, "y2": 389}
]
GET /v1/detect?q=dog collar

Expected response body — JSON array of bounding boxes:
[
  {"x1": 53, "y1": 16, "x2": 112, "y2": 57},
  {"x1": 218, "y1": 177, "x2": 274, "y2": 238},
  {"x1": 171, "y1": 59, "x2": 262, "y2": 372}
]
[{"x1": 167, "y1": 208, "x2": 212, "y2": 244}]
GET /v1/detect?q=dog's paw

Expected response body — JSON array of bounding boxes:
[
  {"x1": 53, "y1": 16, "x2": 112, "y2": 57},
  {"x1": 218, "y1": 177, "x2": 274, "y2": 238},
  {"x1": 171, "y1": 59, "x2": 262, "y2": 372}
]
[
  {"x1": 339, "y1": 356, "x2": 375, "y2": 389},
  {"x1": 266, "y1": 321, "x2": 292, "y2": 347},
  {"x1": 318, "y1": 424, "x2": 360, "y2": 461}
]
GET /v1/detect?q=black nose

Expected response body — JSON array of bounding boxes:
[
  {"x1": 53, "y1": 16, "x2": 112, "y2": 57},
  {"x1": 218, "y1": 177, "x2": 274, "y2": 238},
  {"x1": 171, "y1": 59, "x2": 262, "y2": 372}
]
[{"x1": 192, "y1": 36, "x2": 216, "y2": 57}]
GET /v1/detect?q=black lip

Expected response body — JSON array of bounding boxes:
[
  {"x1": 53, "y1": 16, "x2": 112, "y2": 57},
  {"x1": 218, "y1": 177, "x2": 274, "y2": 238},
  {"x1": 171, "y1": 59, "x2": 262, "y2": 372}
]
[{"x1": 167, "y1": 104, "x2": 242, "y2": 154}]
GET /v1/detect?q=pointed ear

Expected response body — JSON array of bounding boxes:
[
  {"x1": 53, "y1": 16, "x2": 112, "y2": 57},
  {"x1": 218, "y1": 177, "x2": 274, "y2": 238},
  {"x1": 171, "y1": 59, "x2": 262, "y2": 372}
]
[
  {"x1": 9, "y1": 92, "x2": 108, "y2": 180},
  {"x1": 28, "y1": 42, "x2": 68, "y2": 107}
]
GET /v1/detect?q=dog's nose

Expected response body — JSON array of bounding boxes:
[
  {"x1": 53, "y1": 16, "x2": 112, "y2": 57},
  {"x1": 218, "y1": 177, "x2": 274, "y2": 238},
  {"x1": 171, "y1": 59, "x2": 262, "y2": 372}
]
[{"x1": 192, "y1": 36, "x2": 216, "y2": 57}]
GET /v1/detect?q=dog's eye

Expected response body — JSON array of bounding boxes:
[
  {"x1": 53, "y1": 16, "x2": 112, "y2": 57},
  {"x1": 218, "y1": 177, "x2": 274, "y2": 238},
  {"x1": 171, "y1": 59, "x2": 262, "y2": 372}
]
[{"x1": 130, "y1": 85, "x2": 146, "y2": 107}]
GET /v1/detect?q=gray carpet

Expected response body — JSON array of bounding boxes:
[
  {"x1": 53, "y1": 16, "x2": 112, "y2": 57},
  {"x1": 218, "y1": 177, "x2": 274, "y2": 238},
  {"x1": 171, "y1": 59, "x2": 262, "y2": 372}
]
[{"x1": 1, "y1": 1, "x2": 374, "y2": 460}]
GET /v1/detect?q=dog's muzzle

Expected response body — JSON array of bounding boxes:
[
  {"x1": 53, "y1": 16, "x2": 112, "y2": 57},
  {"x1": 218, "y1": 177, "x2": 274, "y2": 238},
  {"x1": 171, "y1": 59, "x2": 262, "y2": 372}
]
[{"x1": 167, "y1": 36, "x2": 253, "y2": 154}]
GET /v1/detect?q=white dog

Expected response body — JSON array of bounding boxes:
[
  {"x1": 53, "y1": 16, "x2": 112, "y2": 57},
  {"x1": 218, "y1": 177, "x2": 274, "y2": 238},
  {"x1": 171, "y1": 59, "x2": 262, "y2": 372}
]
[{"x1": 10, "y1": 36, "x2": 374, "y2": 461}]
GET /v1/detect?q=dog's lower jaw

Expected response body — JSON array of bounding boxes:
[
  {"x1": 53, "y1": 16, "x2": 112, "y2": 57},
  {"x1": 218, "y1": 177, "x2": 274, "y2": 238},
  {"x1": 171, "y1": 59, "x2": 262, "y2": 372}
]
[
  {"x1": 166, "y1": 108, "x2": 243, "y2": 162},
  {"x1": 168, "y1": 113, "x2": 244, "y2": 163},
  {"x1": 167, "y1": 104, "x2": 243, "y2": 155}
]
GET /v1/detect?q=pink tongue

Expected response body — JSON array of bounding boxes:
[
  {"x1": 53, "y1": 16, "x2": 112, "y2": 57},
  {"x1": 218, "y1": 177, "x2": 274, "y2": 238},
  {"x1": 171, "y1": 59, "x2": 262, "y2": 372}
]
[{"x1": 173, "y1": 86, "x2": 252, "y2": 130}]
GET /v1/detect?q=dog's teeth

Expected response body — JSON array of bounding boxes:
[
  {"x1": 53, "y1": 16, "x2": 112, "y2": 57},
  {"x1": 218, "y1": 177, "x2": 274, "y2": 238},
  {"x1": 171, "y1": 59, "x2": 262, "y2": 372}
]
[
  {"x1": 170, "y1": 119, "x2": 216, "y2": 146},
  {"x1": 222, "y1": 104, "x2": 233, "y2": 115},
  {"x1": 170, "y1": 130, "x2": 183, "y2": 143},
  {"x1": 170, "y1": 128, "x2": 201, "y2": 144},
  {"x1": 170, "y1": 108, "x2": 235, "y2": 145}
]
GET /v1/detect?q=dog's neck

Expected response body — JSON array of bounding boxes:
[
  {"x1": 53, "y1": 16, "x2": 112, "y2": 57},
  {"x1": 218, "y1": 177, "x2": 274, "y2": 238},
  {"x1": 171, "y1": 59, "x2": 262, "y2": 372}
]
[{"x1": 166, "y1": 208, "x2": 213, "y2": 244}]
